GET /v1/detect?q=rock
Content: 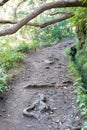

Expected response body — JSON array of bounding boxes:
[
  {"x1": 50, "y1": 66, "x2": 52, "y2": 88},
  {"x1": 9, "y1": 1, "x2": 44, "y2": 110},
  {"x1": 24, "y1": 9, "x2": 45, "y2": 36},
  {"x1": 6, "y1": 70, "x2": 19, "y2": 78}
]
[
  {"x1": 45, "y1": 66, "x2": 50, "y2": 69},
  {"x1": 26, "y1": 124, "x2": 34, "y2": 128},
  {"x1": 2, "y1": 109, "x2": 6, "y2": 112},
  {"x1": 45, "y1": 57, "x2": 56, "y2": 64},
  {"x1": 48, "y1": 125, "x2": 52, "y2": 128},
  {"x1": 62, "y1": 80, "x2": 73, "y2": 84},
  {"x1": 0, "y1": 92, "x2": 4, "y2": 100},
  {"x1": 71, "y1": 127, "x2": 81, "y2": 130},
  {"x1": 65, "y1": 128, "x2": 71, "y2": 130},
  {"x1": 0, "y1": 114, "x2": 3, "y2": 117},
  {"x1": 45, "y1": 59, "x2": 55, "y2": 64}
]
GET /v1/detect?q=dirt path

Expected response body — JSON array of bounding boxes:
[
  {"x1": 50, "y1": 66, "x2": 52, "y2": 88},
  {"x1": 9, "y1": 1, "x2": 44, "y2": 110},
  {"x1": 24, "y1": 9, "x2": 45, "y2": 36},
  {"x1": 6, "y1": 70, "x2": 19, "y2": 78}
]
[{"x1": 0, "y1": 39, "x2": 81, "y2": 130}]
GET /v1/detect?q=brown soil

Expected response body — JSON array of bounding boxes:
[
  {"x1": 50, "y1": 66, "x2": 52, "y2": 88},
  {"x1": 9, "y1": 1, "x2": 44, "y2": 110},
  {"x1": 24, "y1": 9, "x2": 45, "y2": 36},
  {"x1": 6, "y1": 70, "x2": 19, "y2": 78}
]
[{"x1": 0, "y1": 39, "x2": 81, "y2": 130}]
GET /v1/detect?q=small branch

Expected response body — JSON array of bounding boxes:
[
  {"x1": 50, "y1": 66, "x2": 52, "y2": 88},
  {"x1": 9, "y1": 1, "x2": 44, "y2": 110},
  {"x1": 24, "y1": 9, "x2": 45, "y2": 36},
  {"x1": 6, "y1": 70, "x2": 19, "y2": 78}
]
[
  {"x1": 14, "y1": 0, "x2": 27, "y2": 18},
  {"x1": 0, "y1": 20, "x2": 17, "y2": 24}
]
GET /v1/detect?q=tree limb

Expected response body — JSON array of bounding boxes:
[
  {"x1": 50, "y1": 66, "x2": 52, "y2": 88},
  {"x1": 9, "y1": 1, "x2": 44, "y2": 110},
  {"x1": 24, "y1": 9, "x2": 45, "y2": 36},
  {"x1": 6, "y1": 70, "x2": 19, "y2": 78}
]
[
  {"x1": 39, "y1": 13, "x2": 74, "y2": 28},
  {"x1": 0, "y1": 13, "x2": 74, "y2": 28},
  {"x1": 0, "y1": 1, "x2": 87, "y2": 36},
  {"x1": 0, "y1": 0, "x2": 9, "y2": 6}
]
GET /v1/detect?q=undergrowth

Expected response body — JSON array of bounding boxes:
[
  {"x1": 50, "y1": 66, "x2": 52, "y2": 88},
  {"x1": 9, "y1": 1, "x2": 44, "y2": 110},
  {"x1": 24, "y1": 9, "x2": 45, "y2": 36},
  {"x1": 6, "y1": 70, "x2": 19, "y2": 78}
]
[
  {"x1": 66, "y1": 44, "x2": 87, "y2": 130},
  {"x1": 0, "y1": 68, "x2": 8, "y2": 93},
  {"x1": 0, "y1": 39, "x2": 27, "y2": 93}
]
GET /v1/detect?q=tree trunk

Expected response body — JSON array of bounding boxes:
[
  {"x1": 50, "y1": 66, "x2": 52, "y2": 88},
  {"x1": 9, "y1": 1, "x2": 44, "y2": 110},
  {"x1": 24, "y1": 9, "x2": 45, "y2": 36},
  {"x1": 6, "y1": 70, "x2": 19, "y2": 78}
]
[{"x1": 76, "y1": 22, "x2": 87, "y2": 49}]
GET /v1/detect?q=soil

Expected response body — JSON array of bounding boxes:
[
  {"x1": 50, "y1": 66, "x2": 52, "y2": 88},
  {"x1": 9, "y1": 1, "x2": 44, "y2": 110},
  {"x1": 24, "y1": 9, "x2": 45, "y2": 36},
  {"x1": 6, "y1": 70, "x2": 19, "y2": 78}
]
[{"x1": 0, "y1": 39, "x2": 81, "y2": 130}]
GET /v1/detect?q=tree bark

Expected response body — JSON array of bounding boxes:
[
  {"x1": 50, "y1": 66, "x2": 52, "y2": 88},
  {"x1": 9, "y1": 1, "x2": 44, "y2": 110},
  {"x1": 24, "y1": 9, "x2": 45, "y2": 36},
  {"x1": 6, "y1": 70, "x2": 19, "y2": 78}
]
[{"x1": 76, "y1": 22, "x2": 87, "y2": 49}]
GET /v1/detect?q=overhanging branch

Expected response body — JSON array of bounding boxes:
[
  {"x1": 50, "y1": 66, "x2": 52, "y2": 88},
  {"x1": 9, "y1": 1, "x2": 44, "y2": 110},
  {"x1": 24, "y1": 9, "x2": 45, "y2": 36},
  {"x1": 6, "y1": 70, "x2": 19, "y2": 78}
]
[
  {"x1": 0, "y1": 1, "x2": 87, "y2": 36},
  {"x1": 0, "y1": 0, "x2": 9, "y2": 6},
  {"x1": 0, "y1": 13, "x2": 74, "y2": 28}
]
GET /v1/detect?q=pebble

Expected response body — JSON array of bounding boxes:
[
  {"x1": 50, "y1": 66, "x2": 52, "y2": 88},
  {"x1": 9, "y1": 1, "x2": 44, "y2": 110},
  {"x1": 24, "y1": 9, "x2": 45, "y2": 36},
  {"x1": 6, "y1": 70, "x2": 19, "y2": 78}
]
[
  {"x1": 0, "y1": 114, "x2": 3, "y2": 117},
  {"x1": 65, "y1": 128, "x2": 71, "y2": 130},
  {"x1": 48, "y1": 125, "x2": 52, "y2": 128},
  {"x1": 27, "y1": 124, "x2": 34, "y2": 128},
  {"x1": 45, "y1": 66, "x2": 50, "y2": 69},
  {"x1": 45, "y1": 59, "x2": 55, "y2": 64},
  {"x1": 2, "y1": 109, "x2": 6, "y2": 112}
]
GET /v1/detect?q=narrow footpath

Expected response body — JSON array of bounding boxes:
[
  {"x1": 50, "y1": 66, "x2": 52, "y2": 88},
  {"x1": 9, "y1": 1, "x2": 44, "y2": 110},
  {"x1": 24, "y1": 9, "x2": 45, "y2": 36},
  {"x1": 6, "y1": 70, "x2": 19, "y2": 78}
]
[{"x1": 0, "y1": 39, "x2": 81, "y2": 130}]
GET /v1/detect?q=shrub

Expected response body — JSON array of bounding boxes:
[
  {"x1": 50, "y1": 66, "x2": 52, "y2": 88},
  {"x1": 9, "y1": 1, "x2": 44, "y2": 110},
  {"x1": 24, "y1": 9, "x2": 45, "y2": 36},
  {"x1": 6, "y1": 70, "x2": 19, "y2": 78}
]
[
  {"x1": 0, "y1": 68, "x2": 8, "y2": 93},
  {"x1": 15, "y1": 44, "x2": 30, "y2": 53},
  {"x1": 0, "y1": 49, "x2": 23, "y2": 69},
  {"x1": 66, "y1": 43, "x2": 87, "y2": 129}
]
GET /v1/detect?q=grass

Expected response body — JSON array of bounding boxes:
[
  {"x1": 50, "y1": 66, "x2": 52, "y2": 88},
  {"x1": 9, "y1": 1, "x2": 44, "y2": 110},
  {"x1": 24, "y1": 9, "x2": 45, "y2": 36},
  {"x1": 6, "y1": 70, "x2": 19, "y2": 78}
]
[{"x1": 0, "y1": 50, "x2": 23, "y2": 69}]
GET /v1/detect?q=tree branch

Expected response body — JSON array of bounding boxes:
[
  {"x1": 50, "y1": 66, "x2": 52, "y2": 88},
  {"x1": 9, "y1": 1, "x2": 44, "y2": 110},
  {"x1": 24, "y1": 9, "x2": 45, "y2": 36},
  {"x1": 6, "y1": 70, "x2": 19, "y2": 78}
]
[
  {"x1": 39, "y1": 13, "x2": 74, "y2": 28},
  {"x1": 0, "y1": 20, "x2": 17, "y2": 24},
  {"x1": 0, "y1": 1, "x2": 87, "y2": 36},
  {"x1": 0, "y1": 0, "x2": 9, "y2": 6},
  {"x1": 0, "y1": 13, "x2": 74, "y2": 28}
]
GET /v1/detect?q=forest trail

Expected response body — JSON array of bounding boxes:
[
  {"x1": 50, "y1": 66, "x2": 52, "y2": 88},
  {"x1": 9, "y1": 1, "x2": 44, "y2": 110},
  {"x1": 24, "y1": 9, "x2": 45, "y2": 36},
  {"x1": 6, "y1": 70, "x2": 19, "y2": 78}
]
[{"x1": 0, "y1": 39, "x2": 81, "y2": 130}]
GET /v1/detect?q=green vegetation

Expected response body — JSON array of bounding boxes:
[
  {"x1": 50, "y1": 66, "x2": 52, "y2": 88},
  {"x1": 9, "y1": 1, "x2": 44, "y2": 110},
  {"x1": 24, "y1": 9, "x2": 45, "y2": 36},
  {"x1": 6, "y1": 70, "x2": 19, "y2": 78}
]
[
  {"x1": 30, "y1": 21, "x2": 75, "y2": 46},
  {"x1": 66, "y1": 42, "x2": 87, "y2": 129},
  {"x1": 0, "y1": 48, "x2": 23, "y2": 69},
  {"x1": 0, "y1": 38, "x2": 23, "y2": 92},
  {"x1": 66, "y1": 3, "x2": 87, "y2": 129},
  {"x1": 0, "y1": 68, "x2": 8, "y2": 92}
]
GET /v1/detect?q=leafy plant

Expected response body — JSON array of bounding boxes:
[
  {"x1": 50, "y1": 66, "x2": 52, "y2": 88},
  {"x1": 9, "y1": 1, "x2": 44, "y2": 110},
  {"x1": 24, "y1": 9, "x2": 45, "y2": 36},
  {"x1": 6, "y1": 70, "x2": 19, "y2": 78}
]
[
  {"x1": 66, "y1": 43, "x2": 87, "y2": 129},
  {"x1": 15, "y1": 44, "x2": 30, "y2": 53},
  {"x1": 82, "y1": 121, "x2": 87, "y2": 130},
  {"x1": 0, "y1": 49, "x2": 23, "y2": 69},
  {"x1": 0, "y1": 68, "x2": 8, "y2": 93}
]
